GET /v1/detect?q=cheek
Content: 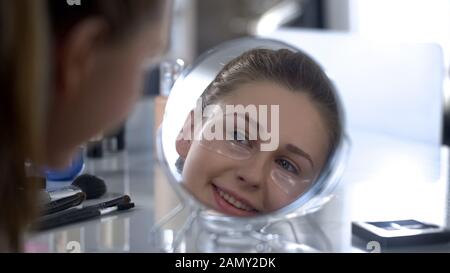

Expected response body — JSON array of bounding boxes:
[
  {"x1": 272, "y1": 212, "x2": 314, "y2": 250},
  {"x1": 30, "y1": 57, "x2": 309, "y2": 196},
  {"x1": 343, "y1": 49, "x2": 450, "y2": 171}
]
[
  {"x1": 110, "y1": 61, "x2": 144, "y2": 107},
  {"x1": 264, "y1": 183, "x2": 299, "y2": 212},
  {"x1": 182, "y1": 144, "x2": 235, "y2": 192},
  {"x1": 91, "y1": 59, "x2": 145, "y2": 128},
  {"x1": 183, "y1": 144, "x2": 216, "y2": 186}
]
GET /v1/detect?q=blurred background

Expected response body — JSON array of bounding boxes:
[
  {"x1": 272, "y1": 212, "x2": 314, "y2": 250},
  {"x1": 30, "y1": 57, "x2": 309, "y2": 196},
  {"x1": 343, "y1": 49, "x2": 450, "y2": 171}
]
[
  {"x1": 166, "y1": 0, "x2": 450, "y2": 66},
  {"x1": 144, "y1": 0, "x2": 450, "y2": 144}
]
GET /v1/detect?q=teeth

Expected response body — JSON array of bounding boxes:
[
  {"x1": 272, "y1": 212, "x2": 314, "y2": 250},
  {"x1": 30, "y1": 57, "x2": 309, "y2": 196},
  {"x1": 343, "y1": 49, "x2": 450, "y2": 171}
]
[{"x1": 217, "y1": 187, "x2": 253, "y2": 211}]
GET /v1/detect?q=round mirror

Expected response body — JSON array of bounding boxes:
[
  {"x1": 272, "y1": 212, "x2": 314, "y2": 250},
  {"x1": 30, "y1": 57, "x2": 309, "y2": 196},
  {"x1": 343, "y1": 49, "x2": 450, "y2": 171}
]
[{"x1": 157, "y1": 37, "x2": 350, "y2": 227}]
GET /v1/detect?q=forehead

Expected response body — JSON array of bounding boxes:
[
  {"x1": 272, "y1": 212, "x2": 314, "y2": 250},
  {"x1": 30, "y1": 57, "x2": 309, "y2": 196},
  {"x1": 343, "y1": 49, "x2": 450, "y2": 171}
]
[{"x1": 217, "y1": 81, "x2": 330, "y2": 165}]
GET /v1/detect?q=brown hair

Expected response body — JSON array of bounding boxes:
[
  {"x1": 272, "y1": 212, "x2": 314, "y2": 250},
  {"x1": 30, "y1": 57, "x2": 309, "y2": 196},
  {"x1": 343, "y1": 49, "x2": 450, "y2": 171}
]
[
  {"x1": 201, "y1": 48, "x2": 342, "y2": 156},
  {"x1": 0, "y1": 0, "x2": 167, "y2": 251}
]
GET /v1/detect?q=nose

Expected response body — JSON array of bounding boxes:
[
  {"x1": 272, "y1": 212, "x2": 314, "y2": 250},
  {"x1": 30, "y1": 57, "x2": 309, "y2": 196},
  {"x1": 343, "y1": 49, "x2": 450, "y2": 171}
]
[{"x1": 235, "y1": 153, "x2": 270, "y2": 190}]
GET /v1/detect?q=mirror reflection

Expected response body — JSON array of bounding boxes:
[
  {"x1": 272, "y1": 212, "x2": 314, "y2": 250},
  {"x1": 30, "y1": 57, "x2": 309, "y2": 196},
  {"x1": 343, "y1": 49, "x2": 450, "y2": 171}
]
[{"x1": 161, "y1": 39, "x2": 344, "y2": 217}]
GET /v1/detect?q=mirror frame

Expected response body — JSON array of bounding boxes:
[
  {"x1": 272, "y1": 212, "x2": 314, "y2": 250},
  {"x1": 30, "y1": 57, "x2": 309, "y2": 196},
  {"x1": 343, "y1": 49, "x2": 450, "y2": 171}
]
[{"x1": 157, "y1": 37, "x2": 351, "y2": 229}]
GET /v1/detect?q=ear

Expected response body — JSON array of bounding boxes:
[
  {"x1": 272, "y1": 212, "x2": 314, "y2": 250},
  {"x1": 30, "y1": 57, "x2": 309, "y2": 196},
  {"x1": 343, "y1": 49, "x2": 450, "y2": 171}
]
[
  {"x1": 176, "y1": 111, "x2": 195, "y2": 159},
  {"x1": 55, "y1": 18, "x2": 108, "y2": 102}
]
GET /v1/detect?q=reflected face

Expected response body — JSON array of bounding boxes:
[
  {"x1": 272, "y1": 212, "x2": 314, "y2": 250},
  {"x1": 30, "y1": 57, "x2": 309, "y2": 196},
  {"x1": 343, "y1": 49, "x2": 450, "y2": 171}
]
[{"x1": 178, "y1": 82, "x2": 330, "y2": 216}]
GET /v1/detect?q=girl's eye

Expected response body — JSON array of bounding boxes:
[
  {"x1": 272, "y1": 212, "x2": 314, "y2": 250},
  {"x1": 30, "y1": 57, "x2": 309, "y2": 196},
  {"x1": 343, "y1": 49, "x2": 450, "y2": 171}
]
[
  {"x1": 275, "y1": 158, "x2": 300, "y2": 175},
  {"x1": 232, "y1": 130, "x2": 251, "y2": 146}
]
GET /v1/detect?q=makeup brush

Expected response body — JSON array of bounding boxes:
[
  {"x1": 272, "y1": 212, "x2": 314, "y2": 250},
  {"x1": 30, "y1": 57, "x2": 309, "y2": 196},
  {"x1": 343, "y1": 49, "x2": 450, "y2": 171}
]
[
  {"x1": 47, "y1": 174, "x2": 107, "y2": 200},
  {"x1": 72, "y1": 174, "x2": 107, "y2": 199}
]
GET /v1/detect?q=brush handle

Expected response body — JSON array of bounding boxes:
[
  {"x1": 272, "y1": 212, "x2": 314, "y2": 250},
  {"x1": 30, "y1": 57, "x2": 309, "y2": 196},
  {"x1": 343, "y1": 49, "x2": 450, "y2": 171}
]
[{"x1": 42, "y1": 192, "x2": 86, "y2": 215}]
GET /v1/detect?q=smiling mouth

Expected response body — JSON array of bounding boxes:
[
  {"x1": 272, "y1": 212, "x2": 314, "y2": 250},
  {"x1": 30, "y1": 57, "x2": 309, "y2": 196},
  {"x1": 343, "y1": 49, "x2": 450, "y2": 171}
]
[{"x1": 211, "y1": 184, "x2": 259, "y2": 215}]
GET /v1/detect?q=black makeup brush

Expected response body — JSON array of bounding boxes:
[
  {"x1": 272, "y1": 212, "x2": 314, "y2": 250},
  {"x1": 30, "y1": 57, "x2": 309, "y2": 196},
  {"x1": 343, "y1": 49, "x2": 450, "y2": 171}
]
[
  {"x1": 43, "y1": 174, "x2": 107, "y2": 215},
  {"x1": 72, "y1": 174, "x2": 107, "y2": 199},
  {"x1": 47, "y1": 174, "x2": 107, "y2": 201}
]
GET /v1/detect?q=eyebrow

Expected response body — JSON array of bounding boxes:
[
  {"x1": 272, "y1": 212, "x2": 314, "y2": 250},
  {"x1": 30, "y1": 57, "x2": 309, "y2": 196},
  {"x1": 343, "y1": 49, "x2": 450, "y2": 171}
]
[
  {"x1": 242, "y1": 113, "x2": 261, "y2": 132},
  {"x1": 227, "y1": 113, "x2": 261, "y2": 138},
  {"x1": 285, "y1": 144, "x2": 315, "y2": 170}
]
